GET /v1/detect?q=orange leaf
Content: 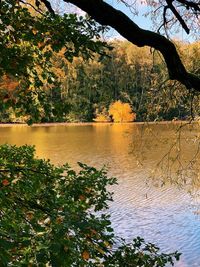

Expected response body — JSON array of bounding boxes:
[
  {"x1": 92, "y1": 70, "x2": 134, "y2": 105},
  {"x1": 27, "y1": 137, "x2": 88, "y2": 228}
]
[
  {"x1": 38, "y1": 42, "x2": 45, "y2": 49},
  {"x1": 2, "y1": 179, "x2": 9, "y2": 186},
  {"x1": 79, "y1": 195, "x2": 86, "y2": 201},
  {"x1": 82, "y1": 250, "x2": 90, "y2": 260}
]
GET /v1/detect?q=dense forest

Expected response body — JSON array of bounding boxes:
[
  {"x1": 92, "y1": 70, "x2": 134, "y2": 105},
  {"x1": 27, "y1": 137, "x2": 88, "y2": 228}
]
[{"x1": 0, "y1": 40, "x2": 199, "y2": 123}]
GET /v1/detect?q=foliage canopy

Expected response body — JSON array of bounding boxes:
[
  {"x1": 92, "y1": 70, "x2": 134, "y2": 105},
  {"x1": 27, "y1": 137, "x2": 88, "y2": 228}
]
[{"x1": 0, "y1": 0, "x2": 109, "y2": 107}]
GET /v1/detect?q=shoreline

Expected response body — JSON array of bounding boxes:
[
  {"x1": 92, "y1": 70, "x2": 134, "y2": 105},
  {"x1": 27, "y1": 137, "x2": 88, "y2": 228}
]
[{"x1": 0, "y1": 120, "x2": 197, "y2": 127}]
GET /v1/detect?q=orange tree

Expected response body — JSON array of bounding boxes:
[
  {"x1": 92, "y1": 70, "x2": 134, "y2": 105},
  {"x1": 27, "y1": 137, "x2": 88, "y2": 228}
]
[{"x1": 109, "y1": 100, "x2": 136, "y2": 122}]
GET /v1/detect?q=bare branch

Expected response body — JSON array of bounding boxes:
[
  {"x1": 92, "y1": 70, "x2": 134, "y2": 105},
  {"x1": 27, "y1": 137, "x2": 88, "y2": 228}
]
[
  {"x1": 166, "y1": 0, "x2": 190, "y2": 33},
  {"x1": 19, "y1": 0, "x2": 44, "y2": 16},
  {"x1": 176, "y1": 0, "x2": 200, "y2": 12}
]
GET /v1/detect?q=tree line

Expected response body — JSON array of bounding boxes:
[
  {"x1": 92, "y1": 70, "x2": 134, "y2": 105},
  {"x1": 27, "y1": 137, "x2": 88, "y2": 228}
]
[{"x1": 0, "y1": 40, "x2": 199, "y2": 123}]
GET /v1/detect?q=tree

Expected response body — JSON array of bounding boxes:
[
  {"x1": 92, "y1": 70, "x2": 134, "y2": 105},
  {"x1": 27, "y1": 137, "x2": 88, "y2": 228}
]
[
  {"x1": 58, "y1": 0, "x2": 200, "y2": 91},
  {"x1": 109, "y1": 100, "x2": 136, "y2": 122},
  {"x1": 0, "y1": 0, "x2": 109, "y2": 90}
]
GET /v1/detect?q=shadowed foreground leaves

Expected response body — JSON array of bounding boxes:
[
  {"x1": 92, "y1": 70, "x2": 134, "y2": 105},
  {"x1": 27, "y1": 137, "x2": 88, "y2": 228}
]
[{"x1": 0, "y1": 144, "x2": 180, "y2": 266}]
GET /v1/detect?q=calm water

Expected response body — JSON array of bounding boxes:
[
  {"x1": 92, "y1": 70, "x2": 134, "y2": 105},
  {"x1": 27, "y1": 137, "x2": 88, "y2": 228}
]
[{"x1": 0, "y1": 123, "x2": 200, "y2": 267}]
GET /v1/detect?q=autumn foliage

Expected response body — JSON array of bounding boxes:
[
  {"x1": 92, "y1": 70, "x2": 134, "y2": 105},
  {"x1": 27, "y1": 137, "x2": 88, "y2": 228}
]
[
  {"x1": 93, "y1": 113, "x2": 110, "y2": 122},
  {"x1": 0, "y1": 75, "x2": 19, "y2": 92},
  {"x1": 93, "y1": 107, "x2": 111, "y2": 122},
  {"x1": 109, "y1": 100, "x2": 136, "y2": 122}
]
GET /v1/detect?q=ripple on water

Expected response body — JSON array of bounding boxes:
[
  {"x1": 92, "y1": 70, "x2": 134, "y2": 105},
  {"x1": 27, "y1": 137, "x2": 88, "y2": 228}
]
[{"x1": 109, "y1": 179, "x2": 200, "y2": 267}]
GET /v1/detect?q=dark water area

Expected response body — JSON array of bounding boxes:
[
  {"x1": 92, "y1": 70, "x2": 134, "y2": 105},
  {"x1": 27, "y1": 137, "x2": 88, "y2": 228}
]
[{"x1": 0, "y1": 122, "x2": 200, "y2": 266}]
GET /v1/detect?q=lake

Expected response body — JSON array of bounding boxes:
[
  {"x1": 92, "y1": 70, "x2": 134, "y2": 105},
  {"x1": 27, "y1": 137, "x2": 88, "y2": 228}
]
[{"x1": 0, "y1": 122, "x2": 200, "y2": 266}]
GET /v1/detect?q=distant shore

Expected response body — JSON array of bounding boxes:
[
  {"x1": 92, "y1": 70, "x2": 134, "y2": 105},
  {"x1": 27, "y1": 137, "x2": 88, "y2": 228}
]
[{"x1": 0, "y1": 120, "x2": 196, "y2": 127}]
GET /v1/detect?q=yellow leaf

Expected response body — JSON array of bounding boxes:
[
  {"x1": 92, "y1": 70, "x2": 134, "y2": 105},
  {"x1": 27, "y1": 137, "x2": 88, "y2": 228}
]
[
  {"x1": 12, "y1": 178, "x2": 19, "y2": 184},
  {"x1": 104, "y1": 241, "x2": 111, "y2": 248},
  {"x1": 96, "y1": 247, "x2": 105, "y2": 255},
  {"x1": 32, "y1": 29, "x2": 37, "y2": 35},
  {"x1": 56, "y1": 216, "x2": 63, "y2": 224}
]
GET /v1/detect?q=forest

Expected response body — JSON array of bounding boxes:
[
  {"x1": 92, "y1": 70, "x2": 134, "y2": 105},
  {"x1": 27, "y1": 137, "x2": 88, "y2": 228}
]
[{"x1": 0, "y1": 40, "x2": 199, "y2": 123}]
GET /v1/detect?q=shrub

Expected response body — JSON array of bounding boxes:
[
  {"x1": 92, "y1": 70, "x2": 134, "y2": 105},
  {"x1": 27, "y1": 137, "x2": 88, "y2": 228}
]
[
  {"x1": 109, "y1": 100, "x2": 136, "y2": 122},
  {"x1": 0, "y1": 144, "x2": 180, "y2": 266},
  {"x1": 93, "y1": 114, "x2": 111, "y2": 122},
  {"x1": 93, "y1": 107, "x2": 111, "y2": 122}
]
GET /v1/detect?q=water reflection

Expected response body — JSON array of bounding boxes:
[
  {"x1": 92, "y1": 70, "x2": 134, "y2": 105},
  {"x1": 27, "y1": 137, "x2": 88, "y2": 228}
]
[
  {"x1": 0, "y1": 122, "x2": 200, "y2": 266},
  {"x1": 129, "y1": 123, "x2": 200, "y2": 185}
]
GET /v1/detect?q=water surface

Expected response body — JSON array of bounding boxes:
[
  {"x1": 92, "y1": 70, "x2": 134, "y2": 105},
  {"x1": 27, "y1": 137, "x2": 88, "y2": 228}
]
[{"x1": 0, "y1": 123, "x2": 200, "y2": 267}]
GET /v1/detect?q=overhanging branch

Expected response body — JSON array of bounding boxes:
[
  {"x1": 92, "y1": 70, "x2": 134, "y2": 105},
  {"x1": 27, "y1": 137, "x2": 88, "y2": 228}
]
[
  {"x1": 176, "y1": 0, "x2": 200, "y2": 12},
  {"x1": 39, "y1": 0, "x2": 55, "y2": 15},
  {"x1": 65, "y1": 0, "x2": 200, "y2": 92},
  {"x1": 166, "y1": 0, "x2": 190, "y2": 34}
]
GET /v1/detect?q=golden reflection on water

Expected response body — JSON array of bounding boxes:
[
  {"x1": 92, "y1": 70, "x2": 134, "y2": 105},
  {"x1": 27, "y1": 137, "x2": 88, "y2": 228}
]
[{"x1": 0, "y1": 122, "x2": 199, "y2": 191}]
